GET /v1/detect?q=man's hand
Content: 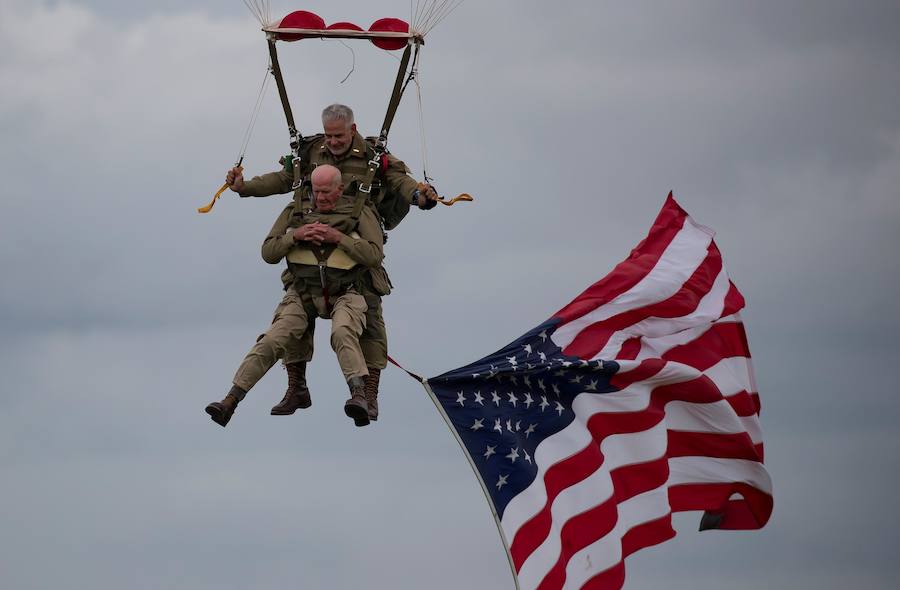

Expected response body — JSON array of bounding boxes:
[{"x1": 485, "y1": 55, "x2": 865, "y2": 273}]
[
  {"x1": 226, "y1": 166, "x2": 245, "y2": 193},
  {"x1": 416, "y1": 183, "x2": 439, "y2": 210},
  {"x1": 293, "y1": 222, "x2": 342, "y2": 245},
  {"x1": 316, "y1": 224, "x2": 343, "y2": 244}
]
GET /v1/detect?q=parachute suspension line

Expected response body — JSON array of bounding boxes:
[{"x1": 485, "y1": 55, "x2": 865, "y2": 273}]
[
  {"x1": 241, "y1": 0, "x2": 271, "y2": 27},
  {"x1": 236, "y1": 63, "x2": 270, "y2": 164},
  {"x1": 412, "y1": 0, "x2": 464, "y2": 36},
  {"x1": 197, "y1": 58, "x2": 271, "y2": 214},
  {"x1": 403, "y1": 45, "x2": 431, "y2": 183}
]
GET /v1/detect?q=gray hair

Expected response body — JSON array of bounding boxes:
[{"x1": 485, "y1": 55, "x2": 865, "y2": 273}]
[{"x1": 321, "y1": 104, "x2": 354, "y2": 125}]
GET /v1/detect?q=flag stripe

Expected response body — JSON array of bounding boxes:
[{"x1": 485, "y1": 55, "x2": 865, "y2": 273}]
[
  {"x1": 560, "y1": 487, "x2": 672, "y2": 590},
  {"x1": 554, "y1": 193, "x2": 689, "y2": 324},
  {"x1": 633, "y1": 313, "x2": 742, "y2": 360},
  {"x1": 510, "y1": 364, "x2": 767, "y2": 585},
  {"x1": 553, "y1": 214, "x2": 714, "y2": 351},
  {"x1": 661, "y1": 321, "x2": 751, "y2": 370},
  {"x1": 514, "y1": 425, "x2": 670, "y2": 582},
  {"x1": 586, "y1": 265, "x2": 734, "y2": 361},
  {"x1": 563, "y1": 241, "x2": 723, "y2": 359},
  {"x1": 579, "y1": 516, "x2": 677, "y2": 590},
  {"x1": 510, "y1": 443, "x2": 605, "y2": 569},
  {"x1": 533, "y1": 457, "x2": 672, "y2": 590},
  {"x1": 667, "y1": 431, "x2": 761, "y2": 461},
  {"x1": 668, "y1": 482, "x2": 773, "y2": 529}
]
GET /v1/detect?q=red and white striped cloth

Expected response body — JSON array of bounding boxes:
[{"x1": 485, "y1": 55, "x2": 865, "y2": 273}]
[{"x1": 502, "y1": 194, "x2": 772, "y2": 589}]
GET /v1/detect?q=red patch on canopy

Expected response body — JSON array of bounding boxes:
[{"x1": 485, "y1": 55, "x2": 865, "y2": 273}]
[
  {"x1": 368, "y1": 18, "x2": 409, "y2": 50},
  {"x1": 277, "y1": 10, "x2": 325, "y2": 41},
  {"x1": 326, "y1": 21, "x2": 364, "y2": 32}
]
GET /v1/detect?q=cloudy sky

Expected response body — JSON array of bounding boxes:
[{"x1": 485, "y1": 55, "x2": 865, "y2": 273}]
[{"x1": 1, "y1": 1, "x2": 899, "y2": 588}]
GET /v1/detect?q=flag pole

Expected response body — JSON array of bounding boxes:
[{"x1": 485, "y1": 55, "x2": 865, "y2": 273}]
[{"x1": 420, "y1": 379, "x2": 521, "y2": 590}]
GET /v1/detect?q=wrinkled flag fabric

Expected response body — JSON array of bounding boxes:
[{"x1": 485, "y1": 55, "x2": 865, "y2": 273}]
[{"x1": 426, "y1": 194, "x2": 772, "y2": 590}]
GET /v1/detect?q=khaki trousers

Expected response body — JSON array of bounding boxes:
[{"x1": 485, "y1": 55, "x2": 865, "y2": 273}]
[
  {"x1": 283, "y1": 292, "x2": 387, "y2": 370},
  {"x1": 232, "y1": 287, "x2": 368, "y2": 392}
]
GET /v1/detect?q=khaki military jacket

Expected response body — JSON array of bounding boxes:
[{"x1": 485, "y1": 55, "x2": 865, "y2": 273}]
[
  {"x1": 261, "y1": 201, "x2": 384, "y2": 269},
  {"x1": 239, "y1": 132, "x2": 419, "y2": 216}
]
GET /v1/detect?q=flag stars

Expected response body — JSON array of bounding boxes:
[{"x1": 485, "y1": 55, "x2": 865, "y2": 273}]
[
  {"x1": 585, "y1": 380, "x2": 598, "y2": 392},
  {"x1": 515, "y1": 420, "x2": 521, "y2": 432},
  {"x1": 506, "y1": 419, "x2": 514, "y2": 433},
  {"x1": 552, "y1": 384, "x2": 561, "y2": 397},
  {"x1": 524, "y1": 423, "x2": 537, "y2": 438},
  {"x1": 456, "y1": 391, "x2": 466, "y2": 406},
  {"x1": 470, "y1": 418, "x2": 484, "y2": 431},
  {"x1": 539, "y1": 330, "x2": 548, "y2": 341},
  {"x1": 484, "y1": 445, "x2": 496, "y2": 459},
  {"x1": 506, "y1": 447, "x2": 520, "y2": 463},
  {"x1": 493, "y1": 419, "x2": 503, "y2": 433},
  {"x1": 570, "y1": 375, "x2": 583, "y2": 384},
  {"x1": 496, "y1": 474, "x2": 509, "y2": 490},
  {"x1": 509, "y1": 375, "x2": 519, "y2": 386},
  {"x1": 524, "y1": 393, "x2": 534, "y2": 409},
  {"x1": 523, "y1": 344, "x2": 532, "y2": 355},
  {"x1": 555, "y1": 401, "x2": 565, "y2": 416},
  {"x1": 538, "y1": 352, "x2": 547, "y2": 362},
  {"x1": 524, "y1": 450, "x2": 532, "y2": 464},
  {"x1": 538, "y1": 379, "x2": 546, "y2": 392},
  {"x1": 540, "y1": 396, "x2": 549, "y2": 411},
  {"x1": 554, "y1": 370, "x2": 567, "y2": 378},
  {"x1": 507, "y1": 392, "x2": 518, "y2": 408},
  {"x1": 523, "y1": 375, "x2": 531, "y2": 387},
  {"x1": 473, "y1": 391, "x2": 485, "y2": 405},
  {"x1": 507, "y1": 356, "x2": 518, "y2": 366},
  {"x1": 491, "y1": 391, "x2": 501, "y2": 406}
]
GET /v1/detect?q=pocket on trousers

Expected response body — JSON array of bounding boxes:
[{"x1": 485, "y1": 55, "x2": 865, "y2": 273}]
[{"x1": 369, "y1": 266, "x2": 393, "y2": 296}]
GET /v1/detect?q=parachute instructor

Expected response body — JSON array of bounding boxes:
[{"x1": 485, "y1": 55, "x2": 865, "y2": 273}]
[{"x1": 227, "y1": 104, "x2": 438, "y2": 218}]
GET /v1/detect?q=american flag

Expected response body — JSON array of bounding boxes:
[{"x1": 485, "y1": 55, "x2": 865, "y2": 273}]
[{"x1": 425, "y1": 194, "x2": 772, "y2": 590}]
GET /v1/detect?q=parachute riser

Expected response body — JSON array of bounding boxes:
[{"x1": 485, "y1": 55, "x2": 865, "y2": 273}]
[
  {"x1": 358, "y1": 42, "x2": 415, "y2": 197},
  {"x1": 266, "y1": 36, "x2": 306, "y2": 189}
]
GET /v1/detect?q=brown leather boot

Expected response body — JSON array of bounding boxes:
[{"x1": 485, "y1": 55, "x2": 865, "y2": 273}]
[
  {"x1": 343, "y1": 376, "x2": 370, "y2": 427},
  {"x1": 365, "y1": 367, "x2": 381, "y2": 421},
  {"x1": 205, "y1": 386, "x2": 246, "y2": 427},
  {"x1": 270, "y1": 362, "x2": 312, "y2": 415}
]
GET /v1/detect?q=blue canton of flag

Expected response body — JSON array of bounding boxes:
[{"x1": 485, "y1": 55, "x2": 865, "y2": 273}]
[{"x1": 429, "y1": 320, "x2": 619, "y2": 518}]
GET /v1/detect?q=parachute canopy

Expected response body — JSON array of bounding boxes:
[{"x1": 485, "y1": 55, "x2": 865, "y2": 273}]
[{"x1": 265, "y1": 10, "x2": 415, "y2": 50}]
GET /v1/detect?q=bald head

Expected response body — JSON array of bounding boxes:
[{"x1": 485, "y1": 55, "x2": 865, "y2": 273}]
[{"x1": 310, "y1": 165, "x2": 344, "y2": 212}]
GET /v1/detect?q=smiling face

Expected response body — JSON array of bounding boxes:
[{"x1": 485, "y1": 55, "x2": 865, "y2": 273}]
[{"x1": 322, "y1": 118, "x2": 356, "y2": 157}]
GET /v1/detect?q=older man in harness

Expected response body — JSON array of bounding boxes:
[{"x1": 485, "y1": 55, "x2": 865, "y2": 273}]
[
  {"x1": 206, "y1": 164, "x2": 386, "y2": 427},
  {"x1": 224, "y1": 104, "x2": 438, "y2": 423}
]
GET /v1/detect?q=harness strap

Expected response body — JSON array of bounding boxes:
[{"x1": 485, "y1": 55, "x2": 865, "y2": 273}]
[
  {"x1": 267, "y1": 39, "x2": 304, "y2": 188},
  {"x1": 353, "y1": 42, "x2": 416, "y2": 222},
  {"x1": 380, "y1": 44, "x2": 413, "y2": 142},
  {"x1": 310, "y1": 245, "x2": 337, "y2": 314}
]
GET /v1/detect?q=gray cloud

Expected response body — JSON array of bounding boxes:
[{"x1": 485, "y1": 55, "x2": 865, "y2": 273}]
[{"x1": 2, "y1": 1, "x2": 899, "y2": 588}]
